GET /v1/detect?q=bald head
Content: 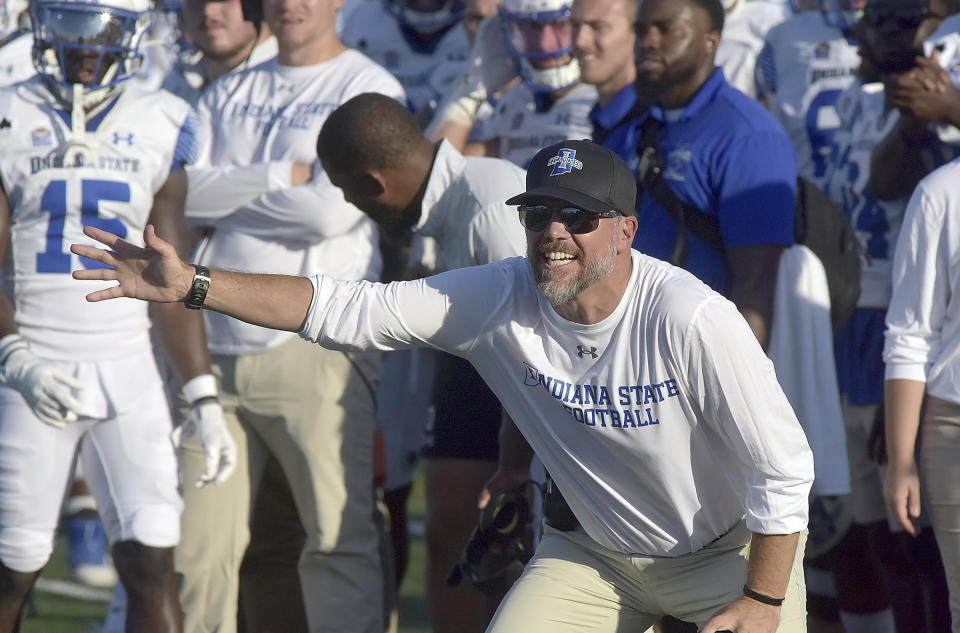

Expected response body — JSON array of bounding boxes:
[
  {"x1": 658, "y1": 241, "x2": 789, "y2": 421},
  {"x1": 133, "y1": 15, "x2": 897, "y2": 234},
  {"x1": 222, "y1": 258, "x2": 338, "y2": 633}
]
[{"x1": 316, "y1": 93, "x2": 432, "y2": 173}]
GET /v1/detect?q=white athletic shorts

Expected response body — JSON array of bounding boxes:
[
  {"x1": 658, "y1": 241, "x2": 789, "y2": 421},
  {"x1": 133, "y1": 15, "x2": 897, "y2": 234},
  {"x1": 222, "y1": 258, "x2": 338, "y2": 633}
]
[{"x1": 0, "y1": 348, "x2": 182, "y2": 573}]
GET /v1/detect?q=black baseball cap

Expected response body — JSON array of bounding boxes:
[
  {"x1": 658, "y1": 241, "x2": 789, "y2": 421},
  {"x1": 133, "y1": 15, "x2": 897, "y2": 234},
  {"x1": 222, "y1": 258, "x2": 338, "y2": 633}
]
[{"x1": 505, "y1": 139, "x2": 637, "y2": 217}]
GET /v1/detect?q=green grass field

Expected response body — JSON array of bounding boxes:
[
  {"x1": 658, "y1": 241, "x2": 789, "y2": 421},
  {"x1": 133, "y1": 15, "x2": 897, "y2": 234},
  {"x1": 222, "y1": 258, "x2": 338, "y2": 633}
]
[{"x1": 22, "y1": 473, "x2": 432, "y2": 633}]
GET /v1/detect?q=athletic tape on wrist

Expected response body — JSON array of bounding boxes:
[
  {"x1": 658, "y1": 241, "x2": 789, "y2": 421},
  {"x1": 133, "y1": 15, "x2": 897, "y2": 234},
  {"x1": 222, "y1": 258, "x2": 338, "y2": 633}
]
[
  {"x1": 182, "y1": 373, "x2": 218, "y2": 406},
  {"x1": 0, "y1": 334, "x2": 28, "y2": 368}
]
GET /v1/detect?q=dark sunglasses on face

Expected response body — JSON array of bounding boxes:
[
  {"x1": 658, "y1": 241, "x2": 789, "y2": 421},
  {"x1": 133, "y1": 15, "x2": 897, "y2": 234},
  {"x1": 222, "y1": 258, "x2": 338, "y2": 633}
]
[
  {"x1": 518, "y1": 205, "x2": 619, "y2": 234},
  {"x1": 862, "y1": 4, "x2": 939, "y2": 30}
]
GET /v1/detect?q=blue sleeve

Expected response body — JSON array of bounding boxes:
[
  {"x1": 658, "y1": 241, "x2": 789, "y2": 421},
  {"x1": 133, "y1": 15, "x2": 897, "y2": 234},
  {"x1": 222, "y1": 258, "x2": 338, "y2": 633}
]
[
  {"x1": 714, "y1": 128, "x2": 797, "y2": 248},
  {"x1": 170, "y1": 108, "x2": 201, "y2": 174}
]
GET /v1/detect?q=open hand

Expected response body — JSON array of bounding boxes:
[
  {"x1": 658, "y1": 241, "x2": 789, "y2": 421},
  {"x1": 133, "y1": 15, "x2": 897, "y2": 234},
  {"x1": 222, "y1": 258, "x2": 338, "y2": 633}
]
[
  {"x1": 884, "y1": 461, "x2": 921, "y2": 536},
  {"x1": 71, "y1": 225, "x2": 195, "y2": 304}
]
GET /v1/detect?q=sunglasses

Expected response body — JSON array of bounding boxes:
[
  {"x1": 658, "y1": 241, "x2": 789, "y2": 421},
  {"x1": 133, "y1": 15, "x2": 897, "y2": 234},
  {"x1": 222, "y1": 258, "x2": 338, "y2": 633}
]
[
  {"x1": 518, "y1": 205, "x2": 619, "y2": 234},
  {"x1": 862, "y1": 4, "x2": 939, "y2": 30}
]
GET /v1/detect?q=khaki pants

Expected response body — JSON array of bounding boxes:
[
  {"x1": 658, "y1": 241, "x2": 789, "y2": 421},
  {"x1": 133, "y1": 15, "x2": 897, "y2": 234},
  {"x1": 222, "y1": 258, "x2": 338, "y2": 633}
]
[
  {"x1": 175, "y1": 335, "x2": 382, "y2": 633},
  {"x1": 487, "y1": 520, "x2": 807, "y2": 633},
  {"x1": 922, "y1": 396, "x2": 960, "y2": 633}
]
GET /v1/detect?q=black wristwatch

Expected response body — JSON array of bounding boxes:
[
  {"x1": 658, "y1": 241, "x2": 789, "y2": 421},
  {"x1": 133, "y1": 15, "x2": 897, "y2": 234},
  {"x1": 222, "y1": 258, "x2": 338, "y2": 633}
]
[{"x1": 184, "y1": 265, "x2": 211, "y2": 310}]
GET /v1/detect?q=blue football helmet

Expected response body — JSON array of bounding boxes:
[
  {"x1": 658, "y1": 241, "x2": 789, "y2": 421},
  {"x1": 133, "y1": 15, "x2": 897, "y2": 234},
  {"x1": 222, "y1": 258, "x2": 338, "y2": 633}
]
[
  {"x1": 30, "y1": 0, "x2": 152, "y2": 91},
  {"x1": 388, "y1": 0, "x2": 463, "y2": 36},
  {"x1": 817, "y1": 0, "x2": 861, "y2": 31},
  {"x1": 498, "y1": 0, "x2": 579, "y2": 93}
]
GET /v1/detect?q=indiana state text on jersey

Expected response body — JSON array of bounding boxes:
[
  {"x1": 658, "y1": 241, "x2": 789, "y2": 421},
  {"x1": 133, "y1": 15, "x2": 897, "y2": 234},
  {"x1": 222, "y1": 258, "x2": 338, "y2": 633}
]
[{"x1": 523, "y1": 361, "x2": 680, "y2": 429}]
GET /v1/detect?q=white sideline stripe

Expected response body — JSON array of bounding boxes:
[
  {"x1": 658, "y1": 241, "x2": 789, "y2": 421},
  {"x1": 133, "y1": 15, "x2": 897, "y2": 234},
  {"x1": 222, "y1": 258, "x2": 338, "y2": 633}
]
[{"x1": 34, "y1": 577, "x2": 113, "y2": 603}]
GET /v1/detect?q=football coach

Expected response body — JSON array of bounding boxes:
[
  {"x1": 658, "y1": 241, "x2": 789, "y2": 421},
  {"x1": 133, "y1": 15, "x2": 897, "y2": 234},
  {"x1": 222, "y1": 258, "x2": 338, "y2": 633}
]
[{"x1": 71, "y1": 140, "x2": 814, "y2": 633}]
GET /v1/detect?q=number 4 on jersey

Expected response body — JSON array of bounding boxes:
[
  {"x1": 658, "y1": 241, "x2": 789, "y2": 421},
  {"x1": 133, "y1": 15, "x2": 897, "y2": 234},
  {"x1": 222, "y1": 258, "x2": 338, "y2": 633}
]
[{"x1": 37, "y1": 179, "x2": 130, "y2": 273}]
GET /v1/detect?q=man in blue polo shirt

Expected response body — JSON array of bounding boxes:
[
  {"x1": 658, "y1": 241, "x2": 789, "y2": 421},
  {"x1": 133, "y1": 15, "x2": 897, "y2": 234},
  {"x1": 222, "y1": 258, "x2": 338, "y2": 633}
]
[
  {"x1": 570, "y1": 0, "x2": 638, "y2": 145},
  {"x1": 604, "y1": 0, "x2": 796, "y2": 348}
]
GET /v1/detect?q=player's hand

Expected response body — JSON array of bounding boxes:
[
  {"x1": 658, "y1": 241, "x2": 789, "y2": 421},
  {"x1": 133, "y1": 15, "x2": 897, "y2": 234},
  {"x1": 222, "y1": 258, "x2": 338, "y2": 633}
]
[
  {"x1": 425, "y1": 16, "x2": 518, "y2": 136},
  {"x1": 71, "y1": 225, "x2": 196, "y2": 304},
  {"x1": 172, "y1": 399, "x2": 238, "y2": 487},
  {"x1": 0, "y1": 337, "x2": 85, "y2": 428},
  {"x1": 884, "y1": 460, "x2": 921, "y2": 536},
  {"x1": 699, "y1": 595, "x2": 780, "y2": 633},
  {"x1": 887, "y1": 52, "x2": 960, "y2": 125}
]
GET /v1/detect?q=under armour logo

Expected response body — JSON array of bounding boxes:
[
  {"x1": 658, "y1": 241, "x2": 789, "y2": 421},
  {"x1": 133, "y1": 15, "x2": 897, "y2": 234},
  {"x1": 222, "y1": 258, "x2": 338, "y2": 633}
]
[
  {"x1": 112, "y1": 132, "x2": 134, "y2": 146},
  {"x1": 547, "y1": 148, "x2": 583, "y2": 176},
  {"x1": 576, "y1": 345, "x2": 598, "y2": 359}
]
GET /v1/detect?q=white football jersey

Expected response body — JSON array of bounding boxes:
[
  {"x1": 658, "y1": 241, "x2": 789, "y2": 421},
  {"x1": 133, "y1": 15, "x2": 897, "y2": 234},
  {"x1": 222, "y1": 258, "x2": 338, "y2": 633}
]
[
  {"x1": 341, "y1": 1, "x2": 470, "y2": 114},
  {"x1": 716, "y1": 0, "x2": 790, "y2": 99},
  {"x1": 826, "y1": 80, "x2": 960, "y2": 308},
  {"x1": 824, "y1": 81, "x2": 902, "y2": 309},
  {"x1": 756, "y1": 11, "x2": 860, "y2": 187},
  {"x1": 478, "y1": 81, "x2": 597, "y2": 168},
  {"x1": 0, "y1": 32, "x2": 33, "y2": 87},
  {"x1": 924, "y1": 12, "x2": 960, "y2": 73},
  {"x1": 0, "y1": 77, "x2": 198, "y2": 360}
]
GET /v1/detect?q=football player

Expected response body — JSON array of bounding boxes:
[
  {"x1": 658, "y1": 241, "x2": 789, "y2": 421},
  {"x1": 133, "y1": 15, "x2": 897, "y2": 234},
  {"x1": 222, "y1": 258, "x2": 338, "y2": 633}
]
[
  {"x1": 0, "y1": 0, "x2": 235, "y2": 629},
  {"x1": 341, "y1": 0, "x2": 471, "y2": 116},
  {"x1": 465, "y1": 0, "x2": 596, "y2": 167},
  {"x1": 756, "y1": 0, "x2": 865, "y2": 188}
]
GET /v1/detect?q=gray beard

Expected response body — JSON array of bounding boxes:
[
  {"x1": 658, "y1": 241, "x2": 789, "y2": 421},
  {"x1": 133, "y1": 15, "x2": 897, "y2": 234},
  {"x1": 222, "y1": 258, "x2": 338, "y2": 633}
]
[{"x1": 532, "y1": 233, "x2": 618, "y2": 308}]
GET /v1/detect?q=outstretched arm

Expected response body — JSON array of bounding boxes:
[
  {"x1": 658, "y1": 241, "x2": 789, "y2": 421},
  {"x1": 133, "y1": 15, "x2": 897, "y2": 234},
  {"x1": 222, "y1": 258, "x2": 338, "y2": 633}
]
[{"x1": 71, "y1": 225, "x2": 314, "y2": 332}]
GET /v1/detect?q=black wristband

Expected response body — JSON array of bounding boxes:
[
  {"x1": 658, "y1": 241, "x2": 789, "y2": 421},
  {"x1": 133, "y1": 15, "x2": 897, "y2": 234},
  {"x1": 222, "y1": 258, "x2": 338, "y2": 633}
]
[
  {"x1": 184, "y1": 265, "x2": 211, "y2": 310},
  {"x1": 742, "y1": 585, "x2": 784, "y2": 607},
  {"x1": 188, "y1": 395, "x2": 219, "y2": 408}
]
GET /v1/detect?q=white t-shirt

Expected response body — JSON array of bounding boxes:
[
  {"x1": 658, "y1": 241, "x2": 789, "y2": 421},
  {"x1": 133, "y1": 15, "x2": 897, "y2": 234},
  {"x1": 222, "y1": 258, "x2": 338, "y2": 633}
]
[
  {"x1": 756, "y1": 11, "x2": 860, "y2": 187},
  {"x1": 299, "y1": 251, "x2": 815, "y2": 555},
  {"x1": 716, "y1": 0, "x2": 790, "y2": 99},
  {"x1": 341, "y1": 1, "x2": 470, "y2": 114},
  {"x1": 186, "y1": 50, "x2": 405, "y2": 355},
  {"x1": 477, "y1": 81, "x2": 597, "y2": 168},
  {"x1": 0, "y1": 77, "x2": 198, "y2": 360},
  {"x1": 161, "y1": 36, "x2": 279, "y2": 108},
  {"x1": 883, "y1": 157, "x2": 960, "y2": 405},
  {"x1": 415, "y1": 138, "x2": 527, "y2": 269}
]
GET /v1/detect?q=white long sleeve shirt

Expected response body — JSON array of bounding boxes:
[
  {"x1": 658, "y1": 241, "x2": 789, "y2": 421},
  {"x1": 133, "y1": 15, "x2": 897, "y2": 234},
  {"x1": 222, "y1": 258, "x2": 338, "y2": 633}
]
[
  {"x1": 883, "y1": 158, "x2": 960, "y2": 406},
  {"x1": 299, "y1": 251, "x2": 814, "y2": 555},
  {"x1": 416, "y1": 139, "x2": 527, "y2": 269},
  {"x1": 186, "y1": 50, "x2": 405, "y2": 355}
]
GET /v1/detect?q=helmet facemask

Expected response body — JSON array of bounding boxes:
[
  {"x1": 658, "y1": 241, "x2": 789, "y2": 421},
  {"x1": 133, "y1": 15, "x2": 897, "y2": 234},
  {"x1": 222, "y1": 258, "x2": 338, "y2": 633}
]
[
  {"x1": 388, "y1": 0, "x2": 463, "y2": 36},
  {"x1": 30, "y1": 0, "x2": 151, "y2": 158},
  {"x1": 498, "y1": 0, "x2": 579, "y2": 93}
]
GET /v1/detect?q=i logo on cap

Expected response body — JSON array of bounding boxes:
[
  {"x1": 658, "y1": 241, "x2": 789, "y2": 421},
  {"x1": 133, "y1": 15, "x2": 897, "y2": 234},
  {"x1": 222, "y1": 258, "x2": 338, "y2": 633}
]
[{"x1": 547, "y1": 148, "x2": 583, "y2": 176}]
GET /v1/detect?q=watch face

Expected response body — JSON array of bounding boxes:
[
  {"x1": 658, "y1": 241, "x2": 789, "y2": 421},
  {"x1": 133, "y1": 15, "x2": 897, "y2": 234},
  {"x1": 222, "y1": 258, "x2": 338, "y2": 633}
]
[{"x1": 185, "y1": 269, "x2": 211, "y2": 309}]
